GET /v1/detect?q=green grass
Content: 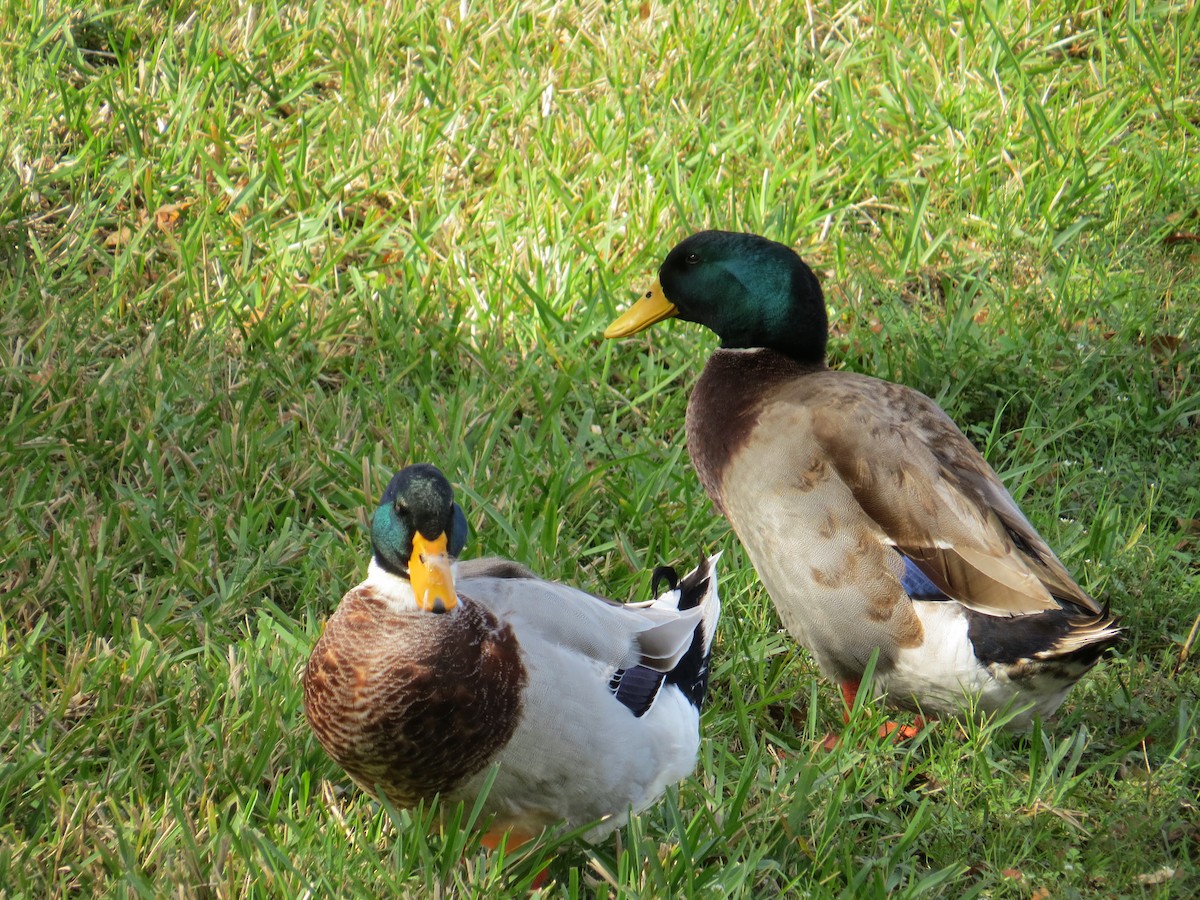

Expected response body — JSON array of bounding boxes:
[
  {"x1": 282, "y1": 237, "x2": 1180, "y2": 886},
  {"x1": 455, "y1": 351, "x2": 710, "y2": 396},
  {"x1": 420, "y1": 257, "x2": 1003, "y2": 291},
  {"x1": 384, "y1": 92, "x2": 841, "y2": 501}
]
[{"x1": 2, "y1": 0, "x2": 1198, "y2": 895}]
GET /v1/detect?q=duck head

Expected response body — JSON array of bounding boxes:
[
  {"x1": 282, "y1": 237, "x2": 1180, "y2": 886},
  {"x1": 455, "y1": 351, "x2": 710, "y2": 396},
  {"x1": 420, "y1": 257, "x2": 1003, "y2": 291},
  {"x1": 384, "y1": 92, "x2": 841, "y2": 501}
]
[
  {"x1": 605, "y1": 230, "x2": 829, "y2": 364},
  {"x1": 371, "y1": 463, "x2": 469, "y2": 613}
]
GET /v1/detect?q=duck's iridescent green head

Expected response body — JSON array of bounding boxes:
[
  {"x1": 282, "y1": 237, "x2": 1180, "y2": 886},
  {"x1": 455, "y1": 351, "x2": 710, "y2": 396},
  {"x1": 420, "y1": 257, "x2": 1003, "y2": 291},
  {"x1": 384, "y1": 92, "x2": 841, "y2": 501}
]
[
  {"x1": 605, "y1": 230, "x2": 828, "y2": 364},
  {"x1": 371, "y1": 463, "x2": 469, "y2": 613}
]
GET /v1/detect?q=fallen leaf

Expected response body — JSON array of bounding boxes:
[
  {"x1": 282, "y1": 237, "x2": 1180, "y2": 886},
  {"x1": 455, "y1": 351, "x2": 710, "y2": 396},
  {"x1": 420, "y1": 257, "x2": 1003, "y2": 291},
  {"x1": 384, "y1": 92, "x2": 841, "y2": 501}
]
[
  {"x1": 154, "y1": 202, "x2": 187, "y2": 233},
  {"x1": 1136, "y1": 867, "x2": 1176, "y2": 885},
  {"x1": 104, "y1": 225, "x2": 133, "y2": 248},
  {"x1": 1147, "y1": 334, "x2": 1183, "y2": 355}
]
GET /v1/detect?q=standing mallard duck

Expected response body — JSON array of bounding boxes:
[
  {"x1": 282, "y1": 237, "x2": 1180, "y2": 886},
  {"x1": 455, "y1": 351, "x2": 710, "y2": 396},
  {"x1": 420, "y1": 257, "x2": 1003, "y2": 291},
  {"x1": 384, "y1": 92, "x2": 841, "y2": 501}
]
[
  {"x1": 303, "y1": 463, "x2": 721, "y2": 846},
  {"x1": 605, "y1": 230, "x2": 1119, "y2": 733}
]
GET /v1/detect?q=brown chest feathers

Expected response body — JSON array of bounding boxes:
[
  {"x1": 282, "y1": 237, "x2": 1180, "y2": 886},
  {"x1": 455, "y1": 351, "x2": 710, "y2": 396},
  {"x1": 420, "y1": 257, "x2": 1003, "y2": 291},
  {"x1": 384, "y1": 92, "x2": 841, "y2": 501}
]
[
  {"x1": 686, "y1": 349, "x2": 822, "y2": 510},
  {"x1": 303, "y1": 589, "x2": 527, "y2": 807}
]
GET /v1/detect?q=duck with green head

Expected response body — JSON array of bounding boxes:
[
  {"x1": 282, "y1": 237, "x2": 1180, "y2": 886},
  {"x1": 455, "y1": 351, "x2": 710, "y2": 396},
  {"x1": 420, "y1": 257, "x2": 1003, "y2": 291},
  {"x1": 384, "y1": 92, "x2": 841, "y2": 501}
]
[
  {"x1": 303, "y1": 463, "x2": 722, "y2": 849},
  {"x1": 605, "y1": 230, "x2": 1120, "y2": 736}
]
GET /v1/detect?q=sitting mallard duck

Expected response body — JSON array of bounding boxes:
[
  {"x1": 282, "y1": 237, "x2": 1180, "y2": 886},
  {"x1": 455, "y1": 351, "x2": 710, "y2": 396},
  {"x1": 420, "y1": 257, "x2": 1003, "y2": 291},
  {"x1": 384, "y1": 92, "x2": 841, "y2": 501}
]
[
  {"x1": 303, "y1": 463, "x2": 721, "y2": 846},
  {"x1": 605, "y1": 230, "x2": 1119, "y2": 733}
]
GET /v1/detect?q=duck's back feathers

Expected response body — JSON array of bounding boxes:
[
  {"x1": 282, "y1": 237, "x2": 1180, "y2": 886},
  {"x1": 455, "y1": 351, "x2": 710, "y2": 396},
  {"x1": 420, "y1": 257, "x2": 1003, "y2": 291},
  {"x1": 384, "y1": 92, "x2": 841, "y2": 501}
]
[
  {"x1": 461, "y1": 568, "x2": 706, "y2": 674},
  {"x1": 456, "y1": 557, "x2": 539, "y2": 581},
  {"x1": 801, "y1": 369, "x2": 1101, "y2": 619}
]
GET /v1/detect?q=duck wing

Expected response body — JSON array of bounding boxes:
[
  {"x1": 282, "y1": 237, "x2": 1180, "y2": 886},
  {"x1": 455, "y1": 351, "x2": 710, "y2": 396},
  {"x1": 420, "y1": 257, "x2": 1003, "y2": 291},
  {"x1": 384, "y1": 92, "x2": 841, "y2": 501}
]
[{"x1": 806, "y1": 371, "x2": 1101, "y2": 618}]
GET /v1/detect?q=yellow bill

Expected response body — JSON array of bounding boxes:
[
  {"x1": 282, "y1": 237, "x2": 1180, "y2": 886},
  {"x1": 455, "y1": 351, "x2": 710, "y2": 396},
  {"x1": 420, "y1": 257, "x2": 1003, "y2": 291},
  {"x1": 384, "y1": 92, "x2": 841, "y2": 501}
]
[
  {"x1": 603, "y1": 281, "x2": 678, "y2": 338},
  {"x1": 409, "y1": 532, "x2": 457, "y2": 613}
]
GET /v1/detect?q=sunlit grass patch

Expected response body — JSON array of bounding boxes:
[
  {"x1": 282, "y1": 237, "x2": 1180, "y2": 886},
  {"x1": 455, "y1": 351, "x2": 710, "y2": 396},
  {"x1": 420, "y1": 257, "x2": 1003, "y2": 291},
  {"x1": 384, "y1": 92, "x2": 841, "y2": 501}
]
[{"x1": 2, "y1": 0, "x2": 1198, "y2": 895}]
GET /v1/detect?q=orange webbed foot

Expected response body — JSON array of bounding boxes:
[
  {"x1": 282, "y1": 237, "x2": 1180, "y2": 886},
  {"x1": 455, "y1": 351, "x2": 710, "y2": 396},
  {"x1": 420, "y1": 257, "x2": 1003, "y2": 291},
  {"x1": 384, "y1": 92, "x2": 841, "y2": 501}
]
[
  {"x1": 480, "y1": 827, "x2": 550, "y2": 891},
  {"x1": 824, "y1": 682, "x2": 930, "y2": 748},
  {"x1": 878, "y1": 717, "x2": 928, "y2": 741}
]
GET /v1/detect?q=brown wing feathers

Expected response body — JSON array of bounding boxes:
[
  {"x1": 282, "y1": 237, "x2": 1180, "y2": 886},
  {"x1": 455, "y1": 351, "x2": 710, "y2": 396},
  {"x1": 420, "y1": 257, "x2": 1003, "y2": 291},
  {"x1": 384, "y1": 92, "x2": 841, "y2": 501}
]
[{"x1": 810, "y1": 377, "x2": 1099, "y2": 619}]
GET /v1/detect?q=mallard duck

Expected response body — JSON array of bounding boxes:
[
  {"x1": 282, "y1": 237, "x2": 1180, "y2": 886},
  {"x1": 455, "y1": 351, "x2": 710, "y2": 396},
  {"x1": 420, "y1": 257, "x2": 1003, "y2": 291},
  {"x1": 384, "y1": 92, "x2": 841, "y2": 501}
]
[
  {"x1": 605, "y1": 230, "x2": 1119, "y2": 733},
  {"x1": 303, "y1": 463, "x2": 721, "y2": 847}
]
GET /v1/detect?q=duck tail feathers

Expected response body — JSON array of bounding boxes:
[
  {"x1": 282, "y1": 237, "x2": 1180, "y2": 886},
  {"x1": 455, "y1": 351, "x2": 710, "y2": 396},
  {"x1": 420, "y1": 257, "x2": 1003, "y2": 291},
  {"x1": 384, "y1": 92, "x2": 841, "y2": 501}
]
[
  {"x1": 663, "y1": 551, "x2": 722, "y2": 710},
  {"x1": 1039, "y1": 601, "x2": 1122, "y2": 665}
]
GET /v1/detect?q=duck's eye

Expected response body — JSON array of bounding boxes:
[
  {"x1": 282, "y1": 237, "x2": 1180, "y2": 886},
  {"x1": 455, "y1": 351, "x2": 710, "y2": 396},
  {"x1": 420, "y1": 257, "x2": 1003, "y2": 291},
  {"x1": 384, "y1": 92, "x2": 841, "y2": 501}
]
[{"x1": 685, "y1": 253, "x2": 700, "y2": 265}]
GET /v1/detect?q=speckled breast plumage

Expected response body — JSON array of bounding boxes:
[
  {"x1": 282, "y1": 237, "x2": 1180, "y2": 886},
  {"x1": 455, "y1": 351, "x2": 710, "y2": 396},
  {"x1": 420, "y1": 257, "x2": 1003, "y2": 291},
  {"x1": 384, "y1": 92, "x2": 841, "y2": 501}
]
[{"x1": 302, "y1": 587, "x2": 527, "y2": 808}]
